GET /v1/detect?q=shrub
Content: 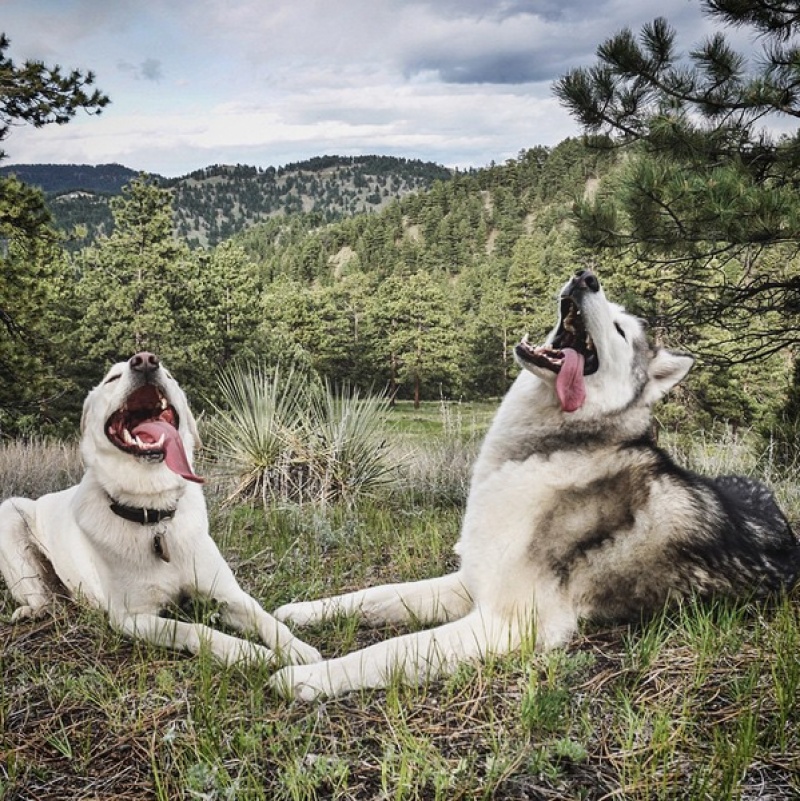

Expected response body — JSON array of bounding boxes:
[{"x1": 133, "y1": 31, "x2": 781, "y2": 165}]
[{"x1": 205, "y1": 363, "x2": 396, "y2": 505}]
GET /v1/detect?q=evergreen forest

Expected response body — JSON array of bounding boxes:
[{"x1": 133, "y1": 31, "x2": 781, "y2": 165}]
[
  {"x1": 2, "y1": 137, "x2": 797, "y2": 447},
  {"x1": 2, "y1": 155, "x2": 452, "y2": 250}
]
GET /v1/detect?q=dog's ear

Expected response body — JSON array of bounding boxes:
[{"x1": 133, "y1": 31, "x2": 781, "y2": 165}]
[
  {"x1": 80, "y1": 392, "x2": 93, "y2": 435},
  {"x1": 643, "y1": 349, "x2": 694, "y2": 405},
  {"x1": 186, "y1": 408, "x2": 203, "y2": 451}
]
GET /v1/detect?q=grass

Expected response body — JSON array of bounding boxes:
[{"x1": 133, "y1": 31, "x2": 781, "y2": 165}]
[{"x1": 1, "y1": 408, "x2": 799, "y2": 800}]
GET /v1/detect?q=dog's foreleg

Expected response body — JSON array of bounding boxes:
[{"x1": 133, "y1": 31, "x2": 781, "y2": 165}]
[
  {"x1": 0, "y1": 499, "x2": 55, "y2": 621},
  {"x1": 269, "y1": 606, "x2": 520, "y2": 701},
  {"x1": 218, "y1": 591, "x2": 322, "y2": 665},
  {"x1": 110, "y1": 611, "x2": 275, "y2": 666},
  {"x1": 187, "y1": 555, "x2": 323, "y2": 665},
  {"x1": 274, "y1": 571, "x2": 473, "y2": 628}
]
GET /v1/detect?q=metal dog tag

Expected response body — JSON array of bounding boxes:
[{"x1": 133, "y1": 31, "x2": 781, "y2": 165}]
[{"x1": 152, "y1": 530, "x2": 171, "y2": 562}]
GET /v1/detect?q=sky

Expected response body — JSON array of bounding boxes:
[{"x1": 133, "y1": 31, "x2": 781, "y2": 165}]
[{"x1": 2, "y1": 0, "x2": 739, "y2": 177}]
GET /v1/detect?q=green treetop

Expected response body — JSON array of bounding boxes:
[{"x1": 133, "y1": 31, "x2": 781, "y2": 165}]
[{"x1": 554, "y1": 1, "x2": 800, "y2": 363}]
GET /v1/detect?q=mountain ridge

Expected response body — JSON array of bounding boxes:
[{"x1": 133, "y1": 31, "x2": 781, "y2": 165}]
[{"x1": 0, "y1": 155, "x2": 453, "y2": 248}]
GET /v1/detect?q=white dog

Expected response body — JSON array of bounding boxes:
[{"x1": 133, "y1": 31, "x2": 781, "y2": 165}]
[
  {"x1": 271, "y1": 270, "x2": 798, "y2": 700},
  {"x1": 0, "y1": 352, "x2": 321, "y2": 667}
]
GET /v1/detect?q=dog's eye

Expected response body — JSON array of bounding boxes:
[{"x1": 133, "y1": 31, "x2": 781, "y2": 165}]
[
  {"x1": 104, "y1": 374, "x2": 122, "y2": 384},
  {"x1": 614, "y1": 322, "x2": 627, "y2": 340}
]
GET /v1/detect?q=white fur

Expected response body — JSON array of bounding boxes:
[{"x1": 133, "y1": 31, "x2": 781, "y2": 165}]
[
  {"x1": 0, "y1": 357, "x2": 321, "y2": 667},
  {"x1": 270, "y1": 276, "x2": 694, "y2": 700}
]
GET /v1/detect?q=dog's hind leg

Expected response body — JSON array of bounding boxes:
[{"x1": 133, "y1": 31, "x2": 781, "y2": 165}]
[
  {"x1": 0, "y1": 499, "x2": 56, "y2": 621},
  {"x1": 270, "y1": 606, "x2": 520, "y2": 701},
  {"x1": 274, "y1": 570, "x2": 473, "y2": 628}
]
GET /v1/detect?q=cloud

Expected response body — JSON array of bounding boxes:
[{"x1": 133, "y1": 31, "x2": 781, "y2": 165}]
[
  {"x1": 405, "y1": 48, "x2": 563, "y2": 86},
  {"x1": 117, "y1": 58, "x2": 163, "y2": 82},
  {"x1": 2, "y1": 0, "x2": 746, "y2": 176},
  {"x1": 139, "y1": 58, "x2": 163, "y2": 81}
]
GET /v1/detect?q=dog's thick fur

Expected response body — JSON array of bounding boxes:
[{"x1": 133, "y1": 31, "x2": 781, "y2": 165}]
[
  {"x1": 0, "y1": 353, "x2": 320, "y2": 667},
  {"x1": 271, "y1": 270, "x2": 800, "y2": 700}
]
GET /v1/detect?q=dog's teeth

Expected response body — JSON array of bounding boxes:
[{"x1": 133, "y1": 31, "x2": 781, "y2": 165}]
[
  {"x1": 122, "y1": 429, "x2": 135, "y2": 445},
  {"x1": 130, "y1": 433, "x2": 166, "y2": 451},
  {"x1": 160, "y1": 397, "x2": 168, "y2": 410}
]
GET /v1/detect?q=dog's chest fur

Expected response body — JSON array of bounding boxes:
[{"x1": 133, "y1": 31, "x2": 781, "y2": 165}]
[
  {"x1": 454, "y1": 372, "x2": 679, "y2": 611},
  {"x1": 66, "y1": 478, "x2": 204, "y2": 607}
]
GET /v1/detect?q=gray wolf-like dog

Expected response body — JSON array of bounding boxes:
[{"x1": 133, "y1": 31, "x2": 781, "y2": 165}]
[
  {"x1": 0, "y1": 352, "x2": 320, "y2": 667},
  {"x1": 271, "y1": 270, "x2": 799, "y2": 700}
]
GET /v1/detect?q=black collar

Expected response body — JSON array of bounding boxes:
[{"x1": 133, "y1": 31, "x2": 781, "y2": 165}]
[{"x1": 109, "y1": 500, "x2": 176, "y2": 525}]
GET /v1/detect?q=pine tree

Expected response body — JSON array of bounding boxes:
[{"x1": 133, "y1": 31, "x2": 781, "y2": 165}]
[
  {"x1": 554, "y1": 1, "x2": 800, "y2": 363},
  {"x1": 363, "y1": 271, "x2": 461, "y2": 407},
  {"x1": 0, "y1": 182, "x2": 70, "y2": 434},
  {"x1": 75, "y1": 175, "x2": 194, "y2": 365},
  {"x1": 0, "y1": 35, "x2": 108, "y2": 432},
  {"x1": 0, "y1": 33, "x2": 109, "y2": 160},
  {"x1": 184, "y1": 241, "x2": 265, "y2": 369}
]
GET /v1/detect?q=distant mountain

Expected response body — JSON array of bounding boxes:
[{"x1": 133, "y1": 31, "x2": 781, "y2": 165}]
[
  {"x1": 2, "y1": 156, "x2": 453, "y2": 249},
  {"x1": 165, "y1": 156, "x2": 453, "y2": 248},
  {"x1": 0, "y1": 163, "x2": 142, "y2": 194}
]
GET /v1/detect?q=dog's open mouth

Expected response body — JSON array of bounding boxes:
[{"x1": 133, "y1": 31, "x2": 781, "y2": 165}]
[
  {"x1": 515, "y1": 296, "x2": 599, "y2": 413},
  {"x1": 105, "y1": 384, "x2": 203, "y2": 483}
]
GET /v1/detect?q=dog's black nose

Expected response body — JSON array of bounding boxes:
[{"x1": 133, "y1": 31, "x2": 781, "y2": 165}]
[
  {"x1": 129, "y1": 352, "x2": 160, "y2": 374},
  {"x1": 573, "y1": 269, "x2": 600, "y2": 293}
]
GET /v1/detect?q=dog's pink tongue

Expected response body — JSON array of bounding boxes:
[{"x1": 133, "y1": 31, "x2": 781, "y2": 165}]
[
  {"x1": 556, "y1": 348, "x2": 586, "y2": 413},
  {"x1": 132, "y1": 421, "x2": 204, "y2": 484}
]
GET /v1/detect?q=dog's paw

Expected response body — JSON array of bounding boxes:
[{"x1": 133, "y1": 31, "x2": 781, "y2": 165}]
[
  {"x1": 226, "y1": 640, "x2": 276, "y2": 667},
  {"x1": 269, "y1": 664, "x2": 329, "y2": 702},
  {"x1": 281, "y1": 638, "x2": 323, "y2": 666},
  {"x1": 10, "y1": 604, "x2": 48, "y2": 623},
  {"x1": 274, "y1": 600, "x2": 325, "y2": 627}
]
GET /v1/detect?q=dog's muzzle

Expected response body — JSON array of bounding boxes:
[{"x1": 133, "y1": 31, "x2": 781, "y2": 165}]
[
  {"x1": 514, "y1": 269, "x2": 601, "y2": 413},
  {"x1": 104, "y1": 353, "x2": 203, "y2": 483}
]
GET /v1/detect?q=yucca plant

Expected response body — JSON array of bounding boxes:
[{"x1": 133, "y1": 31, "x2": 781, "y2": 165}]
[
  {"x1": 307, "y1": 380, "x2": 396, "y2": 504},
  {"x1": 205, "y1": 362, "x2": 396, "y2": 505},
  {"x1": 205, "y1": 362, "x2": 309, "y2": 503}
]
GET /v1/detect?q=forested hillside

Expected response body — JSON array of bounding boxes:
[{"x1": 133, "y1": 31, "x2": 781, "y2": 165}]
[
  {"x1": 1, "y1": 155, "x2": 452, "y2": 250},
  {"x1": 2, "y1": 136, "x2": 795, "y2": 444}
]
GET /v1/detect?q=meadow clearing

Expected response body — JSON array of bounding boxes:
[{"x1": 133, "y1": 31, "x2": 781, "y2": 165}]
[{"x1": 1, "y1": 401, "x2": 799, "y2": 800}]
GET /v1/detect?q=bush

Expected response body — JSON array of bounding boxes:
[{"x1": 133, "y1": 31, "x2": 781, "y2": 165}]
[{"x1": 205, "y1": 363, "x2": 396, "y2": 505}]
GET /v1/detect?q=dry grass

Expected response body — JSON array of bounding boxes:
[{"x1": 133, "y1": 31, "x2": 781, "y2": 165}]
[{"x1": 0, "y1": 439, "x2": 82, "y2": 500}]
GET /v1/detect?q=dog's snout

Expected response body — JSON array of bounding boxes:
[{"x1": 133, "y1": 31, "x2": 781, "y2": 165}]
[
  {"x1": 571, "y1": 269, "x2": 600, "y2": 294},
  {"x1": 129, "y1": 352, "x2": 160, "y2": 374}
]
